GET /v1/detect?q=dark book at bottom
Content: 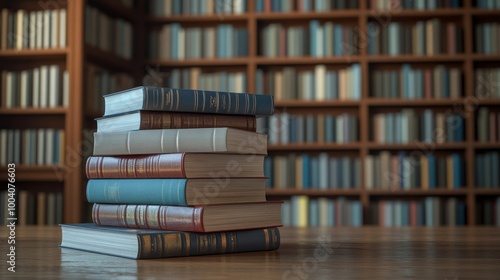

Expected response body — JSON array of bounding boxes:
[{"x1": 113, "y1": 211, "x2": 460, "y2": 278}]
[{"x1": 60, "y1": 223, "x2": 280, "y2": 259}]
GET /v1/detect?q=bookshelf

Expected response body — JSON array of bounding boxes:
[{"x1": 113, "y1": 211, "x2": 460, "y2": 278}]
[{"x1": 1, "y1": 0, "x2": 499, "y2": 226}]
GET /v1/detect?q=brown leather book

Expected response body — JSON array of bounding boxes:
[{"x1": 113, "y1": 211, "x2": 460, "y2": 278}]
[
  {"x1": 96, "y1": 110, "x2": 256, "y2": 132},
  {"x1": 86, "y1": 153, "x2": 264, "y2": 178},
  {"x1": 92, "y1": 202, "x2": 282, "y2": 233}
]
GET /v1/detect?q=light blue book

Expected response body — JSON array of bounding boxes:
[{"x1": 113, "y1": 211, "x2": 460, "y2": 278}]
[
  {"x1": 395, "y1": 113, "x2": 402, "y2": 143},
  {"x1": 216, "y1": 25, "x2": 226, "y2": 58},
  {"x1": 309, "y1": 20, "x2": 319, "y2": 56},
  {"x1": 337, "y1": 157, "x2": 344, "y2": 188},
  {"x1": 255, "y1": 68, "x2": 263, "y2": 93},
  {"x1": 282, "y1": 200, "x2": 291, "y2": 226},
  {"x1": 422, "y1": 109, "x2": 434, "y2": 142},
  {"x1": 342, "y1": 157, "x2": 351, "y2": 189},
  {"x1": 306, "y1": 114, "x2": 315, "y2": 142},
  {"x1": 452, "y1": 154, "x2": 461, "y2": 189},
  {"x1": 425, "y1": 197, "x2": 434, "y2": 226},
  {"x1": 272, "y1": 0, "x2": 280, "y2": 11},
  {"x1": 170, "y1": 23, "x2": 180, "y2": 59},
  {"x1": 329, "y1": 158, "x2": 338, "y2": 189},
  {"x1": 426, "y1": 0, "x2": 436, "y2": 9},
  {"x1": 302, "y1": 154, "x2": 311, "y2": 189},
  {"x1": 319, "y1": 153, "x2": 329, "y2": 189},
  {"x1": 428, "y1": 154, "x2": 437, "y2": 189},
  {"x1": 388, "y1": 23, "x2": 400, "y2": 56},
  {"x1": 394, "y1": 201, "x2": 402, "y2": 227},
  {"x1": 334, "y1": 25, "x2": 343, "y2": 56},
  {"x1": 311, "y1": 156, "x2": 319, "y2": 188},
  {"x1": 351, "y1": 64, "x2": 361, "y2": 100},
  {"x1": 309, "y1": 200, "x2": 319, "y2": 226},
  {"x1": 484, "y1": 24, "x2": 491, "y2": 54},
  {"x1": 386, "y1": 113, "x2": 394, "y2": 143},
  {"x1": 303, "y1": 0, "x2": 311, "y2": 11},
  {"x1": 384, "y1": 201, "x2": 393, "y2": 227},
  {"x1": 325, "y1": 115, "x2": 334, "y2": 142},
  {"x1": 291, "y1": 197, "x2": 299, "y2": 226},
  {"x1": 328, "y1": 200, "x2": 335, "y2": 226},
  {"x1": 402, "y1": 64, "x2": 411, "y2": 99},
  {"x1": 255, "y1": 0, "x2": 264, "y2": 12},
  {"x1": 351, "y1": 201, "x2": 363, "y2": 227}
]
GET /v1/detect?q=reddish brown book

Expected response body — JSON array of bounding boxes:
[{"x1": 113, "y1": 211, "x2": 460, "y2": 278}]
[
  {"x1": 86, "y1": 153, "x2": 264, "y2": 179},
  {"x1": 96, "y1": 110, "x2": 256, "y2": 132},
  {"x1": 92, "y1": 202, "x2": 282, "y2": 232}
]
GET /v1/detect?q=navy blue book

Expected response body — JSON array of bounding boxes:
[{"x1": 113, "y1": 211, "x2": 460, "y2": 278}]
[{"x1": 103, "y1": 86, "x2": 274, "y2": 117}]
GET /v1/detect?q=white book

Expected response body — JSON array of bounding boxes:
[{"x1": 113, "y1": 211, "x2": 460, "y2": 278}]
[
  {"x1": 40, "y1": 65, "x2": 49, "y2": 107},
  {"x1": 49, "y1": 65, "x2": 60, "y2": 107},
  {"x1": 37, "y1": 129, "x2": 45, "y2": 165},
  {"x1": 16, "y1": 10, "x2": 25, "y2": 50},
  {"x1": 45, "y1": 129, "x2": 54, "y2": 165},
  {"x1": 5, "y1": 71, "x2": 13, "y2": 108},
  {"x1": 62, "y1": 70, "x2": 69, "y2": 107},
  {"x1": 314, "y1": 64, "x2": 326, "y2": 100},
  {"x1": 20, "y1": 70, "x2": 28, "y2": 108},
  {"x1": 36, "y1": 11, "x2": 43, "y2": 49},
  {"x1": 59, "y1": 9, "x2": 66, "y2": 47},
  {"x1": 32, "y1": 67, "x2": 40, "y2": 107},
  {"x1": 43, "y1": 10, "x2": 51, "y2": 48},
  {"x1": 50, "y1": 10, "x2": 58, "y2": 48},
  {"x1": 29, "y1": 11, "x2": 37, "y2": 49}
]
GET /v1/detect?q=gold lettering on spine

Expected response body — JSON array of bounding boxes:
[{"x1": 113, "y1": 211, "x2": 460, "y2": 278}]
[
  {"x1": 137, "y1": 158, "x2": 145, "y2": 177},
  {"x1": 145, "y1": 87, "x2": 149, "y2": 108},
  {"x1": 235, "y1": 93, "x2": 239, "y2": 114},
  {"x1": 146, "y1": 204, "x2": 159, "y2": 229},
  {"x1": 193, "y1": 90, "x2": 198, "y2": 111},
  {"x1": 142, "y1": 236, "x2": 151, "y2": 258},
  {"x1": 253, "y1": 94, "x2": 257, "y2": 114},
  {"x1": 202, "y1": 90, "x2": 206, "y2": 112},
  {"x1": 183, "y1": 232, "x2": 191, "y2": 255},
  {"x1": 220, "y1": 233, "x2": 227, "y2": 252},
  {"x1": 164, "y1": 234, "x2": 182, "y2": 257},
  {"x1": 127, "y1": 158, "x2": 134, "y2": 177},
  {"x1": 152, "y1": 88, "x2": 160, "y2": 108},
  {"x1": 125, "y1": 205, "x2": 136, "y2": 227},
  {"x1": 163, "y1": 113, "x2": 171, "y2": 129},
  {"x1": 199, "y1": 235, "x2": 208, "y2": 253},
  {"x1": 176, "y1": 89, "x2": 180, "y2": 110},
  {"x1": 227, "y1": 93, "x2": 231, "y2": 113},
  {"x1": 228, "y1": 232, "x2": 236, "y2": 251},
  {"x1": 263, "y1": 228, "x2": 270, "y2": 249}
]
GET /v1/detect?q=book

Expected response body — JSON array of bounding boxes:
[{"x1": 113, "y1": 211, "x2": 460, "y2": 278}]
[
  {"x1": 92, "y1": 202, "x2": 282, "y2": 232},
  {"x1": 96, "y1": 110, "x2": 257, "y2": 132},
  {"x1": 102, "y1": 86, "x2": 274, "y2": 116},
  {"x1": 86, "y1": 153, "x2": 264, "y2": 179},
  {"x1": 60, "y1": 223, "x2": 280, "y2": 259},
  {"x1": 93, "y1": 127, "x2": 268, "y2": 156},
  {"x1": 86, "y1": 177, "x2": 267, "y2": 206}
]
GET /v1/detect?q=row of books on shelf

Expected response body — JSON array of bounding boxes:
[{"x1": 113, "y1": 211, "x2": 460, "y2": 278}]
[
  {"x1": 0, "y1": 8, "x2": 66, "y2": 50},
  {"x1": 280, "y1": 196, "x2": 362, "y2": 227},
  {"x1": 85, "y1": 64, "x2": 134, "y2": 114},
  {"x1": 255, "y1": 64, "x2": 361, "y2": 101},
  {"x1": 365, "y1": 152, "x2": 465, "y2": 190},
  {"x1": 372, "y1": 109, "x2": 464, "y2": 143},
  {"x1": 370, "y1": 0, "x2": 461, "y2": 10},
  {"x1": 477, "y1": 197, "x2": 500, "y2": 226},
  {"x1": 368, "y1": 198, "x2": 466, "y2": 227},
  {"x1": 255, "y1": 0, "x2": 358, "y2": 12},
  {"x1": 367, "y1": 19, "x2": 463, "y2": 55},
  {"x1": 166, "y1": 68, "x2": 247, "y2": 93},
  {"x1": 266, "y1": 113, "x2": 359, "y2": 144},
  {"x1": 477, "y1": 107, "x2": 500, "y2": 142},
  {"x1": 475, "y1": 151, "x2": 500, "y2": 188},
  {"x1": 260, "y1": 21, "x2": 358, "y2": 58},
  {"x1": 371, "y1": 64, "x2": 462, "y2": 99},
  {"x1": 0, "y1": 129, "x2": 65, "y2": 166},
  {"x1": 84, "y1": 5, "x2": 133, "y2": 59},
  {"x1": 475, "y1": 23, "x2": 500, "y2": 55},
  {"x1": 149, "y1": 24, "x2": 248, "y2": 60},
  {"x1": 475, "y1": 68, "x2": 500, "y2": 99},
  {"x1": 0, "y1": 191, "x2": 62, "y2": 226},
  {"x1": 1, "y1": 66, "x2": 69, "y2": 109},
  {"x1": 477, "y1": 0, "x2": 500, "y2": 9},
  {"x1": 266, "y1": 153, "x2": 361, "y2": 189},
  {"x1": 149, "y1": 0, "x2": 247, "y2": 16}
]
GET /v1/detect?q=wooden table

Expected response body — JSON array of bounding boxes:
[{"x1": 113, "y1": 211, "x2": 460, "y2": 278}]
[{"x1": 1, "y1": 226, "x2": 500, "y2": 279}]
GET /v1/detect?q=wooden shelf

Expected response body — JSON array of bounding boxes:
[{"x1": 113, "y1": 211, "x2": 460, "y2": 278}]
[
  {"x1": 266, "y1": 189, "x2": 362, "y2": 196},
  {"x1": 474, "y1": 142, "x2": 500, "y2": 149},
  {"x1": 474, "y1": 189, "x2": 500, "y2": 195},
  {"x1": 367, "y1": 98, "x2": 466, "y2": 106},
  {"x1": 85, "y1": 45, "x2": 134, "y2": 72},
  {"x1": 268, "y1": 143, "x2": 361, "y2": 151},
  {"x1": 255, "y1": 56, "x2": 361, "y2": 65},
  {"x1": 367, "y1": 8, "x2": 465, "y2": 18},
  {"x1": 0, "y1": 48, "x2": 67, "y2": 60},
  {"x1": 147, "y1": 58, "x2": 249, "y2": 67},
  {"x1": 470, "y1": 8, "x2": 500, "y2": 16},
  {"x1": 367, "y1": 142, "x2": 467, "y2": 150},
  {"x1": 367, "y1": 54, "x2": 466, "y2": 63},
  {"x1": 0, "y1": 107, "x2": 67, "y2": 115},
  {"x1": 368, "y1": 189, "x2": 468, "y2": 196},
  {"x1": 476, "y1": 99, "x2": 500, "y2": 105},
  {"x1": 274, "y1": 100, "x2": 360, "y2": 107},
  {"x1": 147, "y1": 14, "x2": 249, "y2": 24},
  {"x1": 0, "y1": 166, "x2": 65, "y2": 182},
  {"x1": 471, "y1": 54, "x2": 500, "y2": 61},
  {"x1": 255, "y1": 10, "x2": 360, "y2": 20}
]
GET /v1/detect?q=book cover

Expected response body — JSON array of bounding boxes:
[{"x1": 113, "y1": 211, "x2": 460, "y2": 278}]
[
  {"x1": 93, "y1": 127, "x2": 268, "y2": 156},
  {"x1": 60, "y1": 223, "x2": 280, "y2": 259},
  {"x1": 86, "y1": 177, "x2": 267, "y2": 206},
  {"x1": 92, "y1": 202, "x2": 282, "y2": 232}
]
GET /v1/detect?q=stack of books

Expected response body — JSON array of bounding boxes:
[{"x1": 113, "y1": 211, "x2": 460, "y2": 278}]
[{"x1": 60, "y1": 86, "x2": 282, "y2": 259}]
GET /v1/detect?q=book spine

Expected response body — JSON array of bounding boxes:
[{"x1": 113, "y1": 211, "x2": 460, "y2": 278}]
[
  {"x1": 87, "y1": 179, "x2": 188, "y2": 205},
  {"x1": 141, "y1": 87, "x2": 274, "y2": 116},
  {"x1": 86, "y1": 154, "x2": 186, "y2": 178},
  {"x1": 92, "y1": 203, "x2": 205, "y2": 232},
  {"x1": 137, "y1": 227, "x2": 280, "y2": 259},
  {"x1": 140, "y1": 111, "x2": 256, "y2": 131}
]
